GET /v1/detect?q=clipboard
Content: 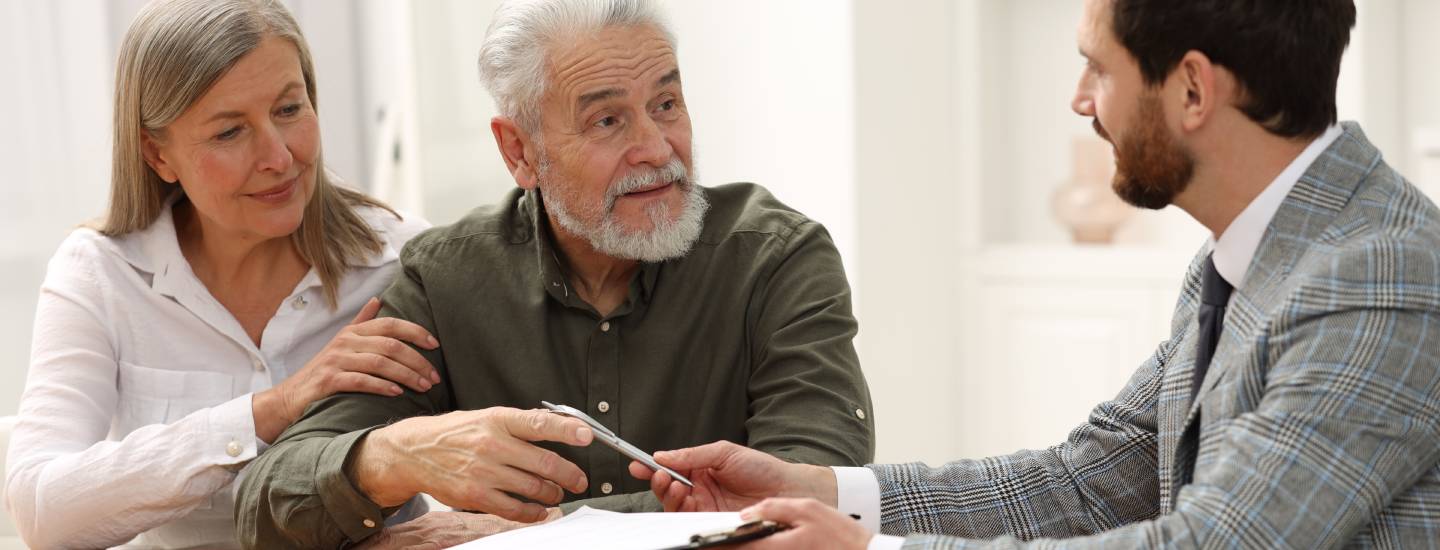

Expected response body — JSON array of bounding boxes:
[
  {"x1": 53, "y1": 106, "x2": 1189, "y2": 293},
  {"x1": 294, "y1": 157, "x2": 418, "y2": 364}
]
[{"x1": 657, "y1": 519, "x2": 788, "y2": 549}]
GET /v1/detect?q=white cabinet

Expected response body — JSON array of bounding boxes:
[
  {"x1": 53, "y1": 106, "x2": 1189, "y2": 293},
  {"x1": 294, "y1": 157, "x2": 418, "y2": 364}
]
[{"x1": 958, "y1": 245, "x2": 1194, "y2": 458}]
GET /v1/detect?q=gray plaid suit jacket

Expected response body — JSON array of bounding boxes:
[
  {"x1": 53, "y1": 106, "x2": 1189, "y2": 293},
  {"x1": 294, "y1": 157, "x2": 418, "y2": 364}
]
[{"x1": 871, "y1": 123, "x2": 1440, "y2": 548}]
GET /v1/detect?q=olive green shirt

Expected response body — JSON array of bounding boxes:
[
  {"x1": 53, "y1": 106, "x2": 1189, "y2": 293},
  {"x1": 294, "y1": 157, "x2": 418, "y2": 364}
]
[{"x1": 235, "y1": 183, "x2": 874, "y2": 548}]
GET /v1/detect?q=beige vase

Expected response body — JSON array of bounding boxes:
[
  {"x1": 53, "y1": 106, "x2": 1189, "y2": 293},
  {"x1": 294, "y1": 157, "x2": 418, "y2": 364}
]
[{"x1": 1051, "y1": 136, "x2": 1133, "y2": 244}]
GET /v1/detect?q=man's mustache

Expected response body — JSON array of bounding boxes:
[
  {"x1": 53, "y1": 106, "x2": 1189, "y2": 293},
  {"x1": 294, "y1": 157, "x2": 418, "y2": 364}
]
[{"x1": 1092, "y1": 118, "x2": 1112, "y2": 143}]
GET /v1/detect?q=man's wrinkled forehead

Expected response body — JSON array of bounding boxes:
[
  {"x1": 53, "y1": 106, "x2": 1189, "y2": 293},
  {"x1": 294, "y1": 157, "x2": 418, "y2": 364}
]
[{"x1": 546, "y1": 26, "x2": 680, "y2": 113}]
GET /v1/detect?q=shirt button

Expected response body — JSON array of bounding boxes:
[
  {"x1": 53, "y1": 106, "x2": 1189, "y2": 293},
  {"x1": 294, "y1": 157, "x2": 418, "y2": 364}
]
[
  {"x1": 363, "y1": 518, "x2": 376, "y2": 529},
  {"x1": 252, "y1": 357, "x2": 265, "y2": 372},
  {"x1": 600, "y1": 321, "x2": 611, "y2": 332},
  {"x1": 600, "y1": 482, "x2": 614, "y2": 495},
  {"x1": 597, "y1": 401, "x2": 610, "y2": 413},
  {"x1": 291, "y1": 295, "x2": 308, "y2": 310},
  {"x1": 855, "y1": 408, "x2": 867, "y2": 420},
  {"x1": 225, "y1": 441, "x2": 242, "y2": 457}
]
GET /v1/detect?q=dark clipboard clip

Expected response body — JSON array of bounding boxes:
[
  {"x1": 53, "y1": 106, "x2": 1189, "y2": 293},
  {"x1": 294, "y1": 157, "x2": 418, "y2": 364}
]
[{"x1": 657, "y1": 519, "x2": 788, "y2": 549}]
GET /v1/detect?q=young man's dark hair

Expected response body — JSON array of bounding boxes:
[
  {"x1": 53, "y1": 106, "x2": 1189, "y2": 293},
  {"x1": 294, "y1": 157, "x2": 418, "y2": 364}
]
[{"x1": 1111, "y1": 0, "x2": 1356, "y2": 139}]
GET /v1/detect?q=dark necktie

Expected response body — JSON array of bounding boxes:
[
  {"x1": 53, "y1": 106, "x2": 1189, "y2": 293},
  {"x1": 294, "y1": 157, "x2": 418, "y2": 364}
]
[
  {"x1": 1179, "y1": 253, "x2": 1234, "y2": 487},
  {"x1": 1193, "y1": 253, "x2": 1233, "y2": 401}
]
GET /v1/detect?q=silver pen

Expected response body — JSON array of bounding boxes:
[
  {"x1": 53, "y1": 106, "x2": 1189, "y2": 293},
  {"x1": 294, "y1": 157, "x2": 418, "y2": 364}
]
[{"x1": 541, "y1": 401, "x2": 695, "y2": 488}]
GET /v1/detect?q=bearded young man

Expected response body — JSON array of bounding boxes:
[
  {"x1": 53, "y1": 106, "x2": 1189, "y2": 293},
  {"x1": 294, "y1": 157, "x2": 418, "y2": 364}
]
[
  {"x1": 631, "y1": 0, "x2": 1440, "y2": 547},
  {"x1": 234, "y1": 1, "x2": 873, "y2": 548}
]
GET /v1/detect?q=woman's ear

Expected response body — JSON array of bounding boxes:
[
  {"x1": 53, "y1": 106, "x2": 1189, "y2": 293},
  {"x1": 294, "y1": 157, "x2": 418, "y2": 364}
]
[{"x1": 140, "y1": 131, "x2": 179, "y2": 183}]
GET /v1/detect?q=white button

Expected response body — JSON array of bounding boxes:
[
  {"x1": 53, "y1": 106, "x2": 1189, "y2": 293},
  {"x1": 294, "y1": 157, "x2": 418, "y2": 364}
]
[
  {"x1": 597, "y1": 401, "x2": 610, "y2": 413},
  {"x1": 291, "y1": 295, "x2": 307, "y2": 310},
  {"x1": 225, "y1": 441, "x2": 242, "y2": 457},
  {"x1": 855, "y1": 408, "x2": 866, "y2": 420},
  {"x1": 252, "y1": 357, "x2": 265, "y2": 372},
  {"x1": 600, "y1": 482, "x2": 613, "y2": 495},
  {"x1": 363, "y1": 518, "x2": 376, "y2": 529},
  {"x1": 600, "y1": 321, "x2": 611, "y2": 332}
]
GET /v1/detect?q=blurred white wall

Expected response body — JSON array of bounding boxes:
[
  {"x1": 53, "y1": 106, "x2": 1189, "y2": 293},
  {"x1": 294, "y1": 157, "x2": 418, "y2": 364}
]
[{"x1": 0, "y1": 0, "x2": 113, "y2": 419}]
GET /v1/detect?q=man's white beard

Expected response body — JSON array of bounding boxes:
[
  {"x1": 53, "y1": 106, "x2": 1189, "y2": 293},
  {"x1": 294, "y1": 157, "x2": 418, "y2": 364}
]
[{"x1": 540, "y1": 157, "x2": 709, "y2": 262}]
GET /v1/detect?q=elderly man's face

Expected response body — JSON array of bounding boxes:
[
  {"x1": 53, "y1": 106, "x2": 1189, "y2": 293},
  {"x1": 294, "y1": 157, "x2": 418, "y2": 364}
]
[{"x1": 532, "y1": 24, "x2": 700, "y2": 260}]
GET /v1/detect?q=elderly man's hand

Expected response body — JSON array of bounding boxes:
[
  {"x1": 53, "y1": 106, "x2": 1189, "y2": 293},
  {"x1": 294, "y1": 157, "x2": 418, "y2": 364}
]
[
  {"x1": 734, "y1": 498, "x2": 872, "y2": 550},
  {"x1": 628, "y1": 441, "x2": 837, "y2": 513},
  {"x1": 347, "y1": 408, "x2": 592, "y2": 523},
  {"x1": 354, "y1": 509, "x2": 561, "y2": 550}
]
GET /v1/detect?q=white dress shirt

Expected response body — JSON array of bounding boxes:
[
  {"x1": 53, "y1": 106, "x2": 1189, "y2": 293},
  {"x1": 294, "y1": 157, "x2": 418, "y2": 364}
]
[
  {"x1": 4, "y1": 195, "x2": 428, "y2": 549},
  {"x1": 836, "y1": 125, "x2": 1344, "y2": 550}
]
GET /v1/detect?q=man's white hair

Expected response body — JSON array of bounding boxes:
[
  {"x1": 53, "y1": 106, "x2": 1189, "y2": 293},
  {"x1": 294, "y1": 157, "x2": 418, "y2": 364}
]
[{"x1": 478, "y1": 0, "x2": 676, "y2": 133}]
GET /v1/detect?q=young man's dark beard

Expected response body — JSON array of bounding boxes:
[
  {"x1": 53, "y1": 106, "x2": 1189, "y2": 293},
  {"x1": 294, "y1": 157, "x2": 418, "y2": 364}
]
[{"x1": 1109, "y1": 94, "x2": 1196, "y2": 210}]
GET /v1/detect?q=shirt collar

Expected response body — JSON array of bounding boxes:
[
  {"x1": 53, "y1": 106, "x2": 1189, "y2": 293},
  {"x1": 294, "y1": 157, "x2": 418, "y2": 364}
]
[
  {"x1": 109, "y1": 191, "x2": 191, "y2": 298},
  {"x1": 527, "y1": 189, "x2": 660, "y2": 307},
  {"x1": 1209, "y1": 124, "x2": 1343, "y2": 287},
  {"x1": 116, "y1": 190, "x2": 398, "y2": 296}
]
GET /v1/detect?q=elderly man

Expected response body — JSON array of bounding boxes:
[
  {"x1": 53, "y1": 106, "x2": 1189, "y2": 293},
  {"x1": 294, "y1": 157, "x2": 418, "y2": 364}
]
[
  {"x1": 235, "y1": 0, "x2": 873, "y2": 547},
  {"x1": 635, "y1": 0, "x2": 1440, "y2": 548}
]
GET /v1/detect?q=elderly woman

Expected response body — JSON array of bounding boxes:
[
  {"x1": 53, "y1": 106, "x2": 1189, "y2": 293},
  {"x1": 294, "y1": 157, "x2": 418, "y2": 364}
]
[{"x1": 3, "y1": 0, "x2": 439, "y2": 547}]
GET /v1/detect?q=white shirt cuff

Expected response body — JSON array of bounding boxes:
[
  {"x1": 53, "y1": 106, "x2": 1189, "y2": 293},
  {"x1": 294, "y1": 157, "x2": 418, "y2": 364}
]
[
  {"x1": 832, "y1": 466, "x2": 882, "y2": 533},
  {"x1": 206, "y1": 392, "x2": 260, "y2": 466},
  {"x1": 870, "y1": 534, "x2": 906, "y2": 550}
]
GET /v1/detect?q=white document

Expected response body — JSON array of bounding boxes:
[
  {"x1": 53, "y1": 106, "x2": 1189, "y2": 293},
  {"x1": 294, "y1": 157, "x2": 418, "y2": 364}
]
[{"x1": 448, "y1": 506, "x2": 749, "y2": 550}]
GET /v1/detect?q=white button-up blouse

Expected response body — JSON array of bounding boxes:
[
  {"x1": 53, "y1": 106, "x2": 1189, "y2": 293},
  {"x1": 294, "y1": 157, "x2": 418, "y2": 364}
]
[{"x1": 4, "y1": 196, "x2": 429, "y2": 549}]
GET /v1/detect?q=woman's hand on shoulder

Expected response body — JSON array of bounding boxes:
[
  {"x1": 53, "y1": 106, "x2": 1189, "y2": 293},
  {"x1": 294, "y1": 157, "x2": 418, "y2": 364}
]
[{"x1": 254, "y1": 297, "x2": 440, "y2": 442}]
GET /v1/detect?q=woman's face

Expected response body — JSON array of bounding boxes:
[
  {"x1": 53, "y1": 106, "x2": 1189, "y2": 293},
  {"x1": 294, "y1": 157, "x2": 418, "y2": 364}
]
[{"x1": 142, "y1": 35, "x2": 319, "y2": 243}]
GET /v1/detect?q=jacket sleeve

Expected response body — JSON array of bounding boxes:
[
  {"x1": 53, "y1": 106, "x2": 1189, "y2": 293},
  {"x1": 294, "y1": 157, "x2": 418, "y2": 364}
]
[{"x1": 871, "y1": 337, "x2": 1166, "y2": 545}]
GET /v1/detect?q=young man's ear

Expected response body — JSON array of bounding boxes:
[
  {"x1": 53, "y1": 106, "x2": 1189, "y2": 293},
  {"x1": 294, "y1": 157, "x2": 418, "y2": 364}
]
[
  {"x1": 140, "y1": 131, "x2": 179, "y2": 183},
  {"x1": 1174, "y1": 50, "x2": 1219, "y2": 133},
  {"x1": 492, "y1": 117, "x2": 540, "y2": 190}
]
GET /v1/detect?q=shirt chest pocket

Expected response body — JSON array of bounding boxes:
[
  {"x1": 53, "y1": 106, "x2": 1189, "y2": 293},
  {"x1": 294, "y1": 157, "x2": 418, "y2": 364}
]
[{"x1": 116, "y1": 361, "x2": 238, "y2": 426}]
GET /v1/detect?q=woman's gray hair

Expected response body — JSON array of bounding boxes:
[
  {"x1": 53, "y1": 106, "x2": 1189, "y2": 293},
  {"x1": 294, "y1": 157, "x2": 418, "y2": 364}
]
[
  {"x1": 478, "y1": 0, "x2": 676, "y2": 133},
  {"x1": 101, "y1": 0, "x2": 396, "y2": 308}
]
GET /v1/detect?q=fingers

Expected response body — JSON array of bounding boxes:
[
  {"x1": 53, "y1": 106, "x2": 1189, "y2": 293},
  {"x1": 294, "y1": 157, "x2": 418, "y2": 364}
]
[
  {"x1": 340, "y1": 352, "x2": 433, "y2": 393},
  {"x1": 654, "y1": 440, "x2": 742, "y2": 471},
  {"x1": 631, "y1": 460, "x2": 691, "y2": 512},
  {"x1": 490, "y1": 431, "x2": 589, "y2": 494},
  {"x1": 351, "y1": 297, "x2": 383, "y2": 325},
  {"x1": 469, "y1": 489, "x2": 551, "y2": 524},
  {"x1": 740, "y1": 497, "x2": 824, "y2": 525},
  {"x1": 502, "y1": 409, "x2": 594, "y2": 447},
  {"x1": 352, "y1": 336, "x2": 441, "y2": 386},
  {"x1": 661, "y1": 478, "x2": 691, "y2": 512},
  {"x1": 353, "y1": 316, "x2": 440, "y2": 351},
  {"x1": 628, "y1": 460, "x2": 655, "y2": 481},
  {"x1": 334, "y1": 371, "x2": 404, "y2": 397},
  {"x1": 489, "y1": 465, "x2": 566, "y2": 505}
]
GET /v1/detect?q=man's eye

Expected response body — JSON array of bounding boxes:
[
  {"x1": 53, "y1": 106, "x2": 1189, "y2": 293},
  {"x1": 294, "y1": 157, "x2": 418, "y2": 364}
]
[
  {"x1": 656, "y1": 100, "x2": 675, "y2": 112},
  {"x1": 594, "y1": 116, "x2": 619, "y2": 128},
  {"x1": 278, "y1": 104, "x2": 302, "y2": 117},
  {"x1": 216, "y1": 127, "x2": 242, "y2": 141}
]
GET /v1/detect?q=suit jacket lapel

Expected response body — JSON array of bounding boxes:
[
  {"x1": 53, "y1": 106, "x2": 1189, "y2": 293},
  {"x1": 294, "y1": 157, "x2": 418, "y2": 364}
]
[{"x1": 1167, "y1": 122, "x2": 1380, "y2": 505}]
